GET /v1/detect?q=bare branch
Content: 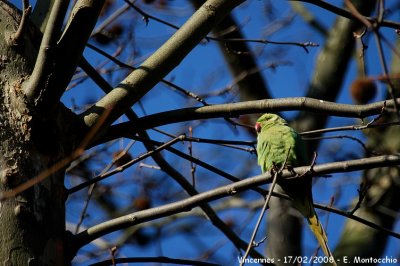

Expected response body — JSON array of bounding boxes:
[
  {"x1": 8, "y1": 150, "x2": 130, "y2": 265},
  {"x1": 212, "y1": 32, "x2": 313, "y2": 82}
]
[
  {"x1": 31, "y1": 0, "x2": 54, "y2": 32},
  {"x1": 9, "y1": 0, "x2": 32, "y2": 47},
  {"x1": 24, "y1": 0, "x2": 69, "y2": 102},
  {"x1": 103, "y1": 98, "x2": 398, "y2": 140},
  {"x1": 72, "y1": 154, "x2": 400, "y2": 249},
  {"x1": 25, "y1": 0, "x2": 105, "y2": 112},
  {"x1": 80, "y1": 0, "x2": 245, "y2": 129}
]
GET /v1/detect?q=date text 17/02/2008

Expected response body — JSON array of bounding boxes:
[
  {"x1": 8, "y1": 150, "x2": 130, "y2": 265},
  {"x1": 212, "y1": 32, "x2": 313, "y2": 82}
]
[{"x1": 237, "y1": 256, "x2": 398, "y2": 264}]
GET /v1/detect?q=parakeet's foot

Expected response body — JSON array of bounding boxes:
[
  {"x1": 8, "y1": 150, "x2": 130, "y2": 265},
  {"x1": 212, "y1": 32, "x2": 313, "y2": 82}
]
[
  {"x1": 296, "y1": 151, "x2": 318, "y2": 178},
  {"x1": 269, "y1": 162, "x2": 281, "y2": 176},
  {"x1": 286, "y1": 165, "x2": 297, "y2": 176}
]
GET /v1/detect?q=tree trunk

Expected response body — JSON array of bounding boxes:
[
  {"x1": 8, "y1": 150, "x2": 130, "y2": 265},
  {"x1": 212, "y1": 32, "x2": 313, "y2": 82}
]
[{"x1": 0, "y1": 2, "x2": 80, "y2": 265}]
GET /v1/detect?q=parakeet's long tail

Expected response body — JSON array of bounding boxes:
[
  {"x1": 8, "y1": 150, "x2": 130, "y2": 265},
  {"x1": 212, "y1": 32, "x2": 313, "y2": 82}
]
[
  {"x1": 289, "y1": 189, "x2": 337, "y2": 266},
  {"x1": 307, "y1": 213, "x2": 337, "y2": 266}
]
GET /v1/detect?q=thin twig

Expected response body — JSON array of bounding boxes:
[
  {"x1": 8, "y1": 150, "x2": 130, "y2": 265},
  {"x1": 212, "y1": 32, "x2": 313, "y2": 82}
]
[
  {"x1": 188, "y1": 127, "x2": 197, "y2": 187},
  {"x1": 74, "y1": 140, "x2": 135, "y2": 233},
  {"x1": 349, "y1": 181, "x2": 371, "y2": 215},
  {"x1": 374, "y1": 33, "x2": 400, "y2": 118},
  {"x1": 85, "y1": 43, "x2": 209, "y2": 106},
  {"x1": 199, "y1": 61, "x2": 291, "y2": 99},
  {"x1": 212, "y1": 37, "x2": 319, "y2": 53},
  {"x1": 126, "y1": 135, "x2": 267, "y2": 196},
  {"x1": 75, "y1": 183, "x2": 96, "y2": 234},
  {"x1": 303, "y1": 134, "x2": 377, "y2": 156},
  {"x1": 9, "y1": 0, "x2": 32, "y2": 47},
  {"x1": 153, "y1": 126, "x2": 256, "y2": 152},
  {"x1": 124, "y1": 0, "x2": 318, "y2": 53},
  {"x1": 301, "y1": 119, "x2": 400, "y2": 136},
  {"x1": 67, "y1": 135, "x2": 185, "y2": 194},
  {"x1": 240, "y1": 148, "x2": 291, "y2": 265},
  {"x1": 240, "y1": 171, "x2": 278, "y2": 266},
  {"x1": 123, "y1": 0, "x2": 179, "y2": 28},
  {"x1": 345, "y1": 0, "x2": 400, "y2": 118},
  {"x1": 353, "y1": 27, "x2": 368, "y2": 76}
]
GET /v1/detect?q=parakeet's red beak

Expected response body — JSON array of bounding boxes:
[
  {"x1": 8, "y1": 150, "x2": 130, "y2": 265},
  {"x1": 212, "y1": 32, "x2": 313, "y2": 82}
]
[{"x1": 255, "y1": 122, "x2": 261, "y2": 133}]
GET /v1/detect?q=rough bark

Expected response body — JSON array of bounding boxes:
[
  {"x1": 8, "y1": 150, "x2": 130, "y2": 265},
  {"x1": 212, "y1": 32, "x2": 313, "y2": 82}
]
[{"x1": 0, "y1": 2, "x2": 81, "y2": 265}]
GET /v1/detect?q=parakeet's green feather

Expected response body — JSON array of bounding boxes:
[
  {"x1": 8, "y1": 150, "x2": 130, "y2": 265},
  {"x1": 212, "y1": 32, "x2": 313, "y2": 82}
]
[{"x1": 256, "y1": 113, "x2": 336, "y2": 265}]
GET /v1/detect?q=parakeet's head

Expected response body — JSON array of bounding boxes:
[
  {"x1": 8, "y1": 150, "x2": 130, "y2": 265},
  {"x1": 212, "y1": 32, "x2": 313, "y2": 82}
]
[{"x1": 255, "y1": 113, "x2": 287, "y2": 133}]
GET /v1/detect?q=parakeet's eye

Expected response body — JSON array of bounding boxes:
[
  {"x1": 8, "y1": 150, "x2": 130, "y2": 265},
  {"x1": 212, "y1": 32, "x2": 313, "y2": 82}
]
[{"x1": 255, "y1": 122, "x2": 262, "y2": 133}]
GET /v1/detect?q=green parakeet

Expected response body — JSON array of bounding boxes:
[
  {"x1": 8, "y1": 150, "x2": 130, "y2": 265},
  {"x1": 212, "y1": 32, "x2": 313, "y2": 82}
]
[{"x1": 255, "y1": 113, "x2": 336, "y2": 265}]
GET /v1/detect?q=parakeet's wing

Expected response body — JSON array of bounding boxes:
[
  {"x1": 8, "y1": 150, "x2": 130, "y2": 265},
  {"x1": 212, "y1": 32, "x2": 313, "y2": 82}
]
[{"x1": 256, "y1": 123, "x2": 299, "y2": 172}]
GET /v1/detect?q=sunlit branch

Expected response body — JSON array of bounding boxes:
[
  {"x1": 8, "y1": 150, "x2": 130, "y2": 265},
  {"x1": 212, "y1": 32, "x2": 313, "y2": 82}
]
[
  {"x1": 9, "y1": 0, "x2": 32, "y2": 47},
  {"x1": 104, "y1": 98, "x2": 399, "y2": 138},
  {"x1": 344, "y1": 0, "x2": 372, "y2": 28},
  {"x1": 24, "y1": 0, "x2": 69, "y2": 101},
  {"x1": 80, "y1": 0, "x2": 245, "y2": 128},
  {"x1": 72, "y1": 154, "x2": 400, "y2": 250},
  {"x1": 91, "y1": 1, "x2": 132, "y2": 36},
  {"x1": 126, "y1": 0, "x2": 368, "y2": 55},
  {"x1": 31, "y1": 0, "x2": 54, "y2": 31}
]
